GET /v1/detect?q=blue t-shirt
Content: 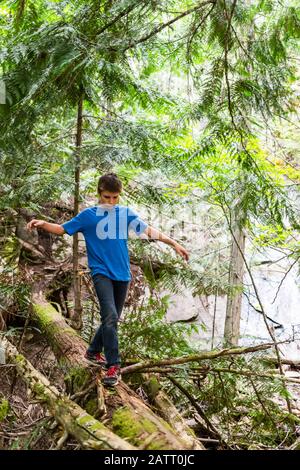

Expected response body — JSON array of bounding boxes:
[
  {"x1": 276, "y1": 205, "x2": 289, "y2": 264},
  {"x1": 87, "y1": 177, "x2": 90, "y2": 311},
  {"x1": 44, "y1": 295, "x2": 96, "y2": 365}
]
[{"x1": 62, "y1": 205, "x2": 148, "y2": 281}]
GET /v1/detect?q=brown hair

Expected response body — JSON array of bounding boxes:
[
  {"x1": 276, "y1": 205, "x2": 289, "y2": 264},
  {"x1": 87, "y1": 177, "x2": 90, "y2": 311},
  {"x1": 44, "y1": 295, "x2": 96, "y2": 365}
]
[{"x1": 97, "y1": 173, "x2": 122, "y2": 194}]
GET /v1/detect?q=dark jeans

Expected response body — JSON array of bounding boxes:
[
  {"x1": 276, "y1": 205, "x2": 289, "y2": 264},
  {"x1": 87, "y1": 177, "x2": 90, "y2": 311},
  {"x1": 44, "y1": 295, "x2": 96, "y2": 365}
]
[{"x1": 87, "y1": 273, "x2": 129, "y2": 367}]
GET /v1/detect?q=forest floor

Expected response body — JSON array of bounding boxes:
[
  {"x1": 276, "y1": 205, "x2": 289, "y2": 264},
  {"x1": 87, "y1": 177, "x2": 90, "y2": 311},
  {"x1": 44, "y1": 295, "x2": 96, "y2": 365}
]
[
  {"x1": 2, "y1": 326, "x2": 300, "y2": 450},
  {"x1": 0, "y1": 328, "x2": 80, "y2": 450}
]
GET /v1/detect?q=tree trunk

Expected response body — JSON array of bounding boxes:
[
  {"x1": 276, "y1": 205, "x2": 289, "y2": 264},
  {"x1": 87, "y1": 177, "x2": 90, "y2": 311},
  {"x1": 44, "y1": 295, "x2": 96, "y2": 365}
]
[
  {"x1": 0, "y1": 337, "x2": 136, "y2": 450},
  {"x1": 72, "y1": 93, "x2": 83, "y2": 329},
  {"x1": 224, "y1": 203, "x2": 246, "y2": 346}
]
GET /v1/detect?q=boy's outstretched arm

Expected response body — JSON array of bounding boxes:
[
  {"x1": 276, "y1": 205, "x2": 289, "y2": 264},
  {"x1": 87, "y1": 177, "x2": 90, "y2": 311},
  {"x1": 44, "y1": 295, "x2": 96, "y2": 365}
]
[
  {"x1": 144, "y1": 225, "x2": 189, "y2": 261},
  {"x1": 27, "y1": 219, "x2": 65, "y2": 236}
]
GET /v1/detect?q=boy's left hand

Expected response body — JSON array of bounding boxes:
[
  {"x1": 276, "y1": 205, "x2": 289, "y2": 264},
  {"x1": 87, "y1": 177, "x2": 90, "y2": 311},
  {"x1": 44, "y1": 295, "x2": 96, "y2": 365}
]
[{"x1": 173, "y1": 243, "x2": 189, "y2": 262}]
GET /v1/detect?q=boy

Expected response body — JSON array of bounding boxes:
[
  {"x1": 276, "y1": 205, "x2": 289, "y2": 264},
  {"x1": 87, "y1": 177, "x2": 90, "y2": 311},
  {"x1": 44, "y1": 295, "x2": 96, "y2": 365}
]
[{"x1": 27, "y1": 173, "x2": 189, "y2": 386}]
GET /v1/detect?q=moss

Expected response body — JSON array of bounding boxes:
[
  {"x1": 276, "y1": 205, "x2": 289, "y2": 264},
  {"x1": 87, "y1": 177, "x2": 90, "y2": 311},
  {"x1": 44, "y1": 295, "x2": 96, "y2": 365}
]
[
  {"x1": 32, "y1": 382, "x2": 49, "y2": 401},
  {"x1": 33, "y1": 303, "x2": 62, "y2": 328},
  {"x1": 111, "y1": 408, "x2": 141, "y2": 443},
  {"x1": 0, "y1": 399, "x2": 9, "y2": 422},
  {"x1": 14, "y1": 354, "x2": 26, "y2": 366},
  {"x1": 33, "y1": 303, "x2": 79, "y2": 338},
  {"x1": 85, "y1": 398, "x2": 98, "y2": 417},
  {"x1": 64, "y1": 366, "x2": 90, "y2": 393},
  {"x1": 145, "y1": 376, "x2": 161, "y2": 401},
  {"x1": 140, "y1": 418, "x2": 156, "y2": 434},
  {"x1": 148, "y1": 438, "x2": 170, "y2": 450},
  {"x1": 33, "y1": 302, "x2": 91, "y2": 394},
  {"x1": 88, "y1": 420, "x2": 106, "y2": 432},
  {"x1": 77, "y1": 413, "x2": 96, "y2": 427},
  {"x1": 111, "y1": 407, "x2": 165, "y2": 448}
]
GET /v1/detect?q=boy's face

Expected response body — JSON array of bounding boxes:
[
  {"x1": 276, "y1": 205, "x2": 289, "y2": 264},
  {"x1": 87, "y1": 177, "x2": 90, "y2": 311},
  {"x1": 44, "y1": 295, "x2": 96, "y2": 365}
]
[{"x1": 99, "y1": 191, "x2": 120, "y2": 206}]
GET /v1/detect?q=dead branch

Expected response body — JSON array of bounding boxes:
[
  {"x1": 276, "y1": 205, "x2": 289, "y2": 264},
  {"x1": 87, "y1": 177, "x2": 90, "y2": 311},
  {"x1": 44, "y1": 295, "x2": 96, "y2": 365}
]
[
  {"x1": 190, "y1": 366, "x2": 300, "y2": 384},
  {"x1": 121, "y1": 342, "x2": 275, "y2": 375}
]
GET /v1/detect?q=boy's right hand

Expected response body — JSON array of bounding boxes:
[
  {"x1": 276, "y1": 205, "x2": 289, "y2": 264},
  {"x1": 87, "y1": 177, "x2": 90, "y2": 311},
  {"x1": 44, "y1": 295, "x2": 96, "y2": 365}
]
[{"x1": 27, "y1": 219, "x2": 45, "y2": 231}]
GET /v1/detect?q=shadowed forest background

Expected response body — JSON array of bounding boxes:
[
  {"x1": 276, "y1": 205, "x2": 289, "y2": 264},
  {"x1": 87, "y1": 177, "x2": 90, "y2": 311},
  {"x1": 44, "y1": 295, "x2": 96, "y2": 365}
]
[{"x1": 1, "y1": 0, "x2": 300, "y2": 451}]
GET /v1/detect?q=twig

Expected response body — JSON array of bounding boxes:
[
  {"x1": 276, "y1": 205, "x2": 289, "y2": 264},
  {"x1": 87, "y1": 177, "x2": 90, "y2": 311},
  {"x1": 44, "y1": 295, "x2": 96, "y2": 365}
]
[
  {"x1": 243, "y1": 291, "x2": 283, "y2": 328},
  {"x1": 10, "y1": 303, "x2": 32, "y2": 395},
  {"x1": 289, "y1": 436, "x2": 300, "y2": 450},
  {"x1": 70, "y1": 381, "x2": 96, "y2": 401},
  {"x1": 136, "y1": 367, "x2": 176, "y2": 374},
  {"x1": 271, "y1": 256, "x2": 300, "y2": 304},
  {"x1": 190, "y1": 366, "x2": 300, "y2": 384},
  {"x1": 168, "y1": 375, "x2": 228, "y2": 447},
  {"x1": 261, "y1": 356, "x2": 300, "y2": 368},
  {"x1": 96, "y1": 376, "x2": 107, "y2": 417},
  {"x1": 186, "y1": 3, "x2": 216, "y2": 64},
  {"x1": 248, "y1": 377, "x2": 280, "y2": 437},
  {"x1": 54, "y1": 430, "x2": 69, "y2": 450},
  {"x1": 122, "y1": 1, "x2": 215, "y2": 52}
]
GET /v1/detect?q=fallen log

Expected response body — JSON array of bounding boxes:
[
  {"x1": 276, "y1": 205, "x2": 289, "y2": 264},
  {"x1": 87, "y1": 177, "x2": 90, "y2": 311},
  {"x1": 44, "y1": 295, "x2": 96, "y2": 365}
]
[
  {"x1": 32, "y1": 296, "x2": 87, "y2": 367},
  {"x1": 144, "y1": 375, "x2": 205, "y2": 450},
  {"x1": 111, "y1": 381, "x2": 203, "y2": 450},
  {"x1": 31, "y1": 287, "x2": 90, "y2": 393},
  {"x1": 0, "y1": 337, "x2": 136, "y2": 450},
  {"x1": 30, "y1": 297, "x2": 198, "y2": 450}
]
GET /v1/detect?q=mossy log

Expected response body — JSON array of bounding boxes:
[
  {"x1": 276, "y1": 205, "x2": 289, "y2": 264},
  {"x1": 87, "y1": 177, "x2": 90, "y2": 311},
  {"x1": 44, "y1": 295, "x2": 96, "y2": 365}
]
[
  {"x1": 0, "y1": 337, "x2": 136, "y2": 450},
  {"x1": 31, "y1": 300, "x2": 199, "y2": 450},
  {"x1": 143, "y1": 375, "x2": 205, "y2": 450},
  {"x1": 32, "y1": 286, "x2": 87, "y2": 367},
  {"x1": 112, "y1": 381, "x2": 204, "y2": 450},
  {"x1": 31, "y1": 293, "x2": 90, "y2": 393}
]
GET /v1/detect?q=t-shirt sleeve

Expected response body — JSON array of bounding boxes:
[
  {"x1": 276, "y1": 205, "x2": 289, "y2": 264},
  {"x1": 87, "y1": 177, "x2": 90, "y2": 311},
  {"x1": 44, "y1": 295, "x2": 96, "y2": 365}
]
[
  {"x1": 127, "y1": 208, "x2": 148, "y2": 237},
  {"x1": 62, "y1": 211, "x2": 86, "y2": 236}
]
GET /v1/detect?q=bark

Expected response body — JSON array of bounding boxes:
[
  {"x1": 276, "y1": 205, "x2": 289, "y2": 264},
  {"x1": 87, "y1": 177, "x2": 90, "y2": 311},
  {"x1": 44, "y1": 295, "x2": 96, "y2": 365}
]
[
  {"x1": 31, "y1": 277, "x2": 91, "y2": 394},
  {"x1": 32, "y1": 285, "x2": 87, "y2": 368},
  {"x1": 289, "y1": 436, "x2": 300, "y2": 450},
  {"x1": 0, "y1": 337, "x2": 136, "y2": 450}
]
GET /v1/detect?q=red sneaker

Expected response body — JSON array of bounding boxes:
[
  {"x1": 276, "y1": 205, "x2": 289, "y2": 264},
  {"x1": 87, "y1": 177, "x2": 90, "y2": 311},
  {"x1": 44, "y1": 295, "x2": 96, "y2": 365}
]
[
  {"x1": 102, "y1": 365, "x2": 121, "y2": 386},
  {"x1": 84, "y1": 351, "x2": 107, "y2": 367}
]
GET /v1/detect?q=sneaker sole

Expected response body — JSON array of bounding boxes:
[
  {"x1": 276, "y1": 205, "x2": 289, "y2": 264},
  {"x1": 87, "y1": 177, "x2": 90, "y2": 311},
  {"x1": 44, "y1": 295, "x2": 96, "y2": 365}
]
[
  {"x1": 85, "y1": 358, "x2": 108, "y2": 368},
  {"x1": 102, "y1": 376, "x2": 121, "y2": 387}
]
